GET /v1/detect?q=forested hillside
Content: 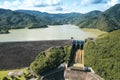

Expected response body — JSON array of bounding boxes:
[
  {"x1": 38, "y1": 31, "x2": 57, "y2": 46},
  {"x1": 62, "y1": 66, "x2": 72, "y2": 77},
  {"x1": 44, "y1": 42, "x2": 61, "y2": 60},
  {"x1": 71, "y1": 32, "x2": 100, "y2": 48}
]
[
  {"x1": 16, "y1": 4, "x2": 120, "y2": 32},
  {"x1": 0, "y1": 9, "x2": 47, "y2": 33},
  {"x1": 30, "y1": 46, "x2": 71, "y2": 76},
  {"x1": 76, "y1": 4, "x2": 120, "y2": 32},
  {"x1": 16, "y1": 10, "x2": 101, "y2": 25},
  {"x1": 0, "y1": 4, "x2": 120, "y2": 34},
  {"x1": 84, "y1": 30, "x2": 120, "y2": 80},
  {"x1": 29, "y1": 30, "x2": 120, "y2": 79},
  {"x1": 16, "y1": 10, "x2": 83, "y2": 25}
]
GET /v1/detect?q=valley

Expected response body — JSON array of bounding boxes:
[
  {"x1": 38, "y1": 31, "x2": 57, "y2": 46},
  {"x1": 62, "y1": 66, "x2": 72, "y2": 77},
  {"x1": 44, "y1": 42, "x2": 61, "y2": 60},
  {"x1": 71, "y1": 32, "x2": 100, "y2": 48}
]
[
  {"x1": 0, "y1": 3, "x2": 120, "y2": 80},
  {"x1": 0, "y1": 4, "x2": 120, "y2": 34}
]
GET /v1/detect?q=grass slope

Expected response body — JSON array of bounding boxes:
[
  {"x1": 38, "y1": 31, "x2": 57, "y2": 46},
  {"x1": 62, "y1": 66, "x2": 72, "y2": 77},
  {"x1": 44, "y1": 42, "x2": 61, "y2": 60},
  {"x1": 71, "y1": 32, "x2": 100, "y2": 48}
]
[
  {"x1": 0, "y1": 68, "x2": 28, "y2": 80},
  {"x1": 84, "y1": 30, "x2": 120, "y2": 80},
  {"x1": 82, "y1": 28, "x2": 107, "y2": 37}
]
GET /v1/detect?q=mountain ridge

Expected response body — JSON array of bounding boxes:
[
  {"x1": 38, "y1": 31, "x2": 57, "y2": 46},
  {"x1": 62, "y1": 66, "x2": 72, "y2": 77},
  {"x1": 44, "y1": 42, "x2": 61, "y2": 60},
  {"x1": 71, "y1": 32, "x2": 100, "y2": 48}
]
[
  {"x1": 15, "y1": 9, "x2": 101, "y2": 24},
  {"x1": 0, "y1": 4, "x2": 120, "y2": 33},
  {"x1": 76, "y1": 4, "x2": 120, "y2": 32},
  {"x1": 0, "y1": 8, "x2": 48, "y2": 33}
]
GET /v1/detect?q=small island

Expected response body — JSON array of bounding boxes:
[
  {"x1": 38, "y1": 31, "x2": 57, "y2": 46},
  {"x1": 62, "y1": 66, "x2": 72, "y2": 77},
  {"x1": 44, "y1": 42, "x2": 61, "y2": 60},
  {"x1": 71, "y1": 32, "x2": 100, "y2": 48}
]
[
  {"x1": 0, "y1": 24, "x2": 48, "y2": 34},
  {"x1": 28, "y1": 24, "x2": 48, "y2": 29},
  {"x1": 0, "y1": 29, "x2": 9, "y2": 34}
]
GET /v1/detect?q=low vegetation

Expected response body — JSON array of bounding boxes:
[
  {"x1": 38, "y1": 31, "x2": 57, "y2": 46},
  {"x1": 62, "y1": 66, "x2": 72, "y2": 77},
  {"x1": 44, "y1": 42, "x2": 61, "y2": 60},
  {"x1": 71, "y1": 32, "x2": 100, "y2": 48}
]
[
  {"x1": 84, "y1": 30, "x2": 120, "y2": 80},
  {"x1": 0, "y1": 29, "x2": 9, "y2": 34},
  {"x1": 0, "y1": 68, "x2": 28, "y2": 80},
  {"x1": 81, "y1": 28, "x2": 107, "y2": 37},
  {"x1": 30, "y1": 46, "x2": 71, "y2": 76}
]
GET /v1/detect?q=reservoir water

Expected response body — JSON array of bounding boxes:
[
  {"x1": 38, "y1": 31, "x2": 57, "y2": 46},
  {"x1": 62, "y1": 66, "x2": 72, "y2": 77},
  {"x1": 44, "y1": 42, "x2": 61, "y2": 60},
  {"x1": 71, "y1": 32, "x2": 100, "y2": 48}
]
[{"x1": 0, "y1": 25, "x2": 98, "y2": 42}]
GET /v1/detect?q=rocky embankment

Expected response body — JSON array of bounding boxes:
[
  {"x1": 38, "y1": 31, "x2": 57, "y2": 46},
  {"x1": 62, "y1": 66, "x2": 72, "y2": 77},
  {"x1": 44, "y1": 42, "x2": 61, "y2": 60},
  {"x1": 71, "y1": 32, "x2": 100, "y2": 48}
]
[{"x1": 0, "y1": 40, "x2": 71, "y2": 70}]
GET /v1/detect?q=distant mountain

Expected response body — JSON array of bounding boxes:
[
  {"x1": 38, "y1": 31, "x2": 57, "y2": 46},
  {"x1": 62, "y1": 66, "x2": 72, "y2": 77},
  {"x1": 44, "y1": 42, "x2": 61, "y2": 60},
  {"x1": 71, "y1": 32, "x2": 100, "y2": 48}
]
[
  {"x1": 0, "y1": 9, "x2": 47, "y2": 33},
  {"x1": 84, "y1": 10, "x2": 102, "y2": 18},
  {"x1": 76, "y1": 4, "x2": 120, "y2": 32},
  {"x1": 16, "y1": 10, "x2": 83, "y2": 24},
  {"x1": 1, "y1": 4, "x2": 120, "y2": 33},
  {"x1": 16, "y1": 10, "x2": 102, "y2": 26},
  {"x1": 72, "y1": 10, "x2": 102, "y2": 25}
]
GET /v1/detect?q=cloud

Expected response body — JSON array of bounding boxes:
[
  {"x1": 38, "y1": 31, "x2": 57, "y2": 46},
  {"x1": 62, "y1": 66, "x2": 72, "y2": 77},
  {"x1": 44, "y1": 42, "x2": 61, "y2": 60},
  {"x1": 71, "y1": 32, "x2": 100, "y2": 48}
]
[
  {"x1": 0, "y1": 0, "x2": 62, "y2": 9},
  {"x1": 102, "y1": 0, "x2": 120, "y2": 10},
  {"x1": 55, "y1": 7, "x2": 63, "y2": 11},
  {"x1": 0, "y1": 0, "x2": 21, "y2": 10},
  {"x1": 80, "y1": 0, "x2": 90, "y2": 5},
  {"x1": 0, "y1": 0, "x2": 63, "y2": 13},
  {"x1": 107, "y1": 0, "x2": 119, "y2": 6},
  {"x1": 92, "y1": 0, "x2": 102, "y2": 4},
  {"x1": 34, "y1": 4, "x2": 49, "y2": 7},
  {"x1": 92, "y1": 0, "x2": 107, "y2": 4},
  {"x1": 0, "y1": 0, "x2": 119, "y2": 13},
  {"x1": 33, "y1": 0, "x2": 61, "y2": 7},
  {"x1": 34, "y1": 3, "x2": 61, "y2": 7},
  {"x1": 44, "y1": 0, "x2": 61, "y2": 5},
  {"x1": 79, "y1": 0, "x2": 119, "y2": 8},
  {"x1": 80, "y1": 0, "x2": 108, "y2": 6}
]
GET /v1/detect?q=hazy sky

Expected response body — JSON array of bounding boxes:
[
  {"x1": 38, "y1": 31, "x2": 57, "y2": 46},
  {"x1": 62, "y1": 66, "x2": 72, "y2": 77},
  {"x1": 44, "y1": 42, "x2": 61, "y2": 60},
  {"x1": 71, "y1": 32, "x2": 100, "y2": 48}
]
[{"x1": 0, "y1": 0, "x2": 120, "y2": 13}]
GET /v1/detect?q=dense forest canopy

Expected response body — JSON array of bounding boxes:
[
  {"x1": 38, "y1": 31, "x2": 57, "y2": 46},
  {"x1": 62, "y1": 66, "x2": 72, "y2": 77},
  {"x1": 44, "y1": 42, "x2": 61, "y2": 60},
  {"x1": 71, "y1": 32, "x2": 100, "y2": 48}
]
[
  {"x1": 76, "y1": 4, "x2": 120, "y2": 32},
  {"x1": 84, "y1": 30, "x2": 120, "y2": 80},
  {"x1": 0, "y1": 9, "x2": 47, "y2": 33},
  {"x1": 30, "y1": 46, "x2": 71, "y2": 76}
]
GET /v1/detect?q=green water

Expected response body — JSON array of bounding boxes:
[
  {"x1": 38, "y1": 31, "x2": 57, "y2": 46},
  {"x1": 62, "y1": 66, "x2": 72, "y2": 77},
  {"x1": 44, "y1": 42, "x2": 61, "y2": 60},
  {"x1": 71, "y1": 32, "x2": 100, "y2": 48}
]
[{"x1": 0, "y1": 25, "x2": 97, "y2": 42}]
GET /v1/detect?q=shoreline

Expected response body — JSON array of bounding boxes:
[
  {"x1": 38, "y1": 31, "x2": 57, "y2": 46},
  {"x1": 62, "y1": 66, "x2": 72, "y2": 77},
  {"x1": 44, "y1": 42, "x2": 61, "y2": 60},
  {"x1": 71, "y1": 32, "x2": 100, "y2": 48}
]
[{"x1": 81, "y1": 28, "x2": 107, "y2": 37}]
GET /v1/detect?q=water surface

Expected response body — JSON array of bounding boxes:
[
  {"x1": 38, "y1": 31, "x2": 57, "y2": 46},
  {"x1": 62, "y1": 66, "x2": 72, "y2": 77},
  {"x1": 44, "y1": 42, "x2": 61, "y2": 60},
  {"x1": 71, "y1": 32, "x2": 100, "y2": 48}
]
[{"x1": 0, "y1": 25, "x2": 98, "y2": 42}]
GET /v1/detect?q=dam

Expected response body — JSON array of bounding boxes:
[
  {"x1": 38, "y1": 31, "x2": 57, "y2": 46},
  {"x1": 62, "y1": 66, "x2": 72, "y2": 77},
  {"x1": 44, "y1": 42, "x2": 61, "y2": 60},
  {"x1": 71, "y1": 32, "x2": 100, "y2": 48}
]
[
  {"x1": 64, "y1": 40, "x2": 103, "y2": 80},
  {"x1": 0, "y1": 39, "x2": 103, "y2": 80},
  {"x1": 0, "y1": 40, "x2": 71, "y2": 69},
  {"x1": 40, "y1": 40, "x2": 103, "y2": 80}
]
